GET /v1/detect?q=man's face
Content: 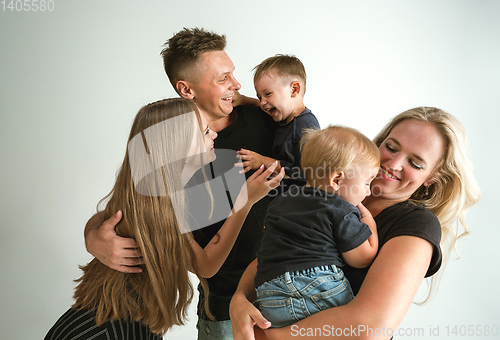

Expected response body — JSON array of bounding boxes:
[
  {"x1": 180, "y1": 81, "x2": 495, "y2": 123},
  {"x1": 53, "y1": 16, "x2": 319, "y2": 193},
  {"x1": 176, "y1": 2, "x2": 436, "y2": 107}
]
[{"x1": 189, "y1": 50, "x2": 241, "y2": 122}]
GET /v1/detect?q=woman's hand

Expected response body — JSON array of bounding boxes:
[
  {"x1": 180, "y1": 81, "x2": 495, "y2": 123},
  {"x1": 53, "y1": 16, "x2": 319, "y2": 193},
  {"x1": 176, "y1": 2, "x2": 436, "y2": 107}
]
[
  {"x1": 230, "y1": 290, "x2": 272, "y2": 340},
  {"x1": 230, "y1": 259, "x2": 272, "y2": 340},
  {"x1": 85, "y1": 210, "x2": 144, "y2": 273}
]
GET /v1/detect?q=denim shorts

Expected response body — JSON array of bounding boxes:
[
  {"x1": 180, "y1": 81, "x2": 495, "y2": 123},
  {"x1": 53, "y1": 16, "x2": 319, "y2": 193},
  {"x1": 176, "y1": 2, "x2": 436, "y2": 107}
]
[{"x1": 255, "y1": 265, "x2": 354, "y2": 328}]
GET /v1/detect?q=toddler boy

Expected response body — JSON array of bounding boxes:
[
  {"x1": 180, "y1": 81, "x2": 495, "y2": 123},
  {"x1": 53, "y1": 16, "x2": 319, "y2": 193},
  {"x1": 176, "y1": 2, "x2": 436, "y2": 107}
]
[{"x1": 237, "y1": 55, "x2": 320, "y2": 188}]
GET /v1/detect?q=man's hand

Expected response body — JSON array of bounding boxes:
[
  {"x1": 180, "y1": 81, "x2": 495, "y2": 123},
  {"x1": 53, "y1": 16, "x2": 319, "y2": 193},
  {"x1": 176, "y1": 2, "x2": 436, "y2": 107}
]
[{"x1": 85, "y1": 211, "x2": 144, "y2": 273}]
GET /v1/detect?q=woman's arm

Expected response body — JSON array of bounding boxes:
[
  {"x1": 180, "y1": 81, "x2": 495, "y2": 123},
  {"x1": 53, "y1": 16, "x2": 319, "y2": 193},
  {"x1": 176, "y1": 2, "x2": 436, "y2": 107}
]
[
  {"x1": 259, "y1": 235, "x2": 433, "y2": 340},
  {"x1": 230, "y1": 259, "x2": 272, "y2": 340},
  {"x1": 189, "y1": 163, "x2": 284, "y2": 278},
  {"x1": 231, "y1": 235, "x2": 433, "y2": 340}
]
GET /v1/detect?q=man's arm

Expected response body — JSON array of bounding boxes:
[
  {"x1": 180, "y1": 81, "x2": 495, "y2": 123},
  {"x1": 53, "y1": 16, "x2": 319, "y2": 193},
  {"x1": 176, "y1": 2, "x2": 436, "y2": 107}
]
[{"x1": 84, "y1": 210, "x2": 144, "y2": 273}]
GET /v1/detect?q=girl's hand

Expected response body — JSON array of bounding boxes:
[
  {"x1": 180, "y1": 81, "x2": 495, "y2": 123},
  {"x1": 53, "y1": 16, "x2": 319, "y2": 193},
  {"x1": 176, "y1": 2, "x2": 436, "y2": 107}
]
[
  {"x1": 245, "y1": 161, "x2": 284, "y2": 205},
  {"x1": 232, "y1": 161, "x2": 284, "y2": 213}
]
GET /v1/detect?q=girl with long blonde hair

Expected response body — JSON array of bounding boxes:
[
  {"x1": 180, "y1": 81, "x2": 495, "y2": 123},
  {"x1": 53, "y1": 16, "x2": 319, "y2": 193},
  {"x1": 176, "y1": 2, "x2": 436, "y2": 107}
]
[{"x1": 45, "y1": 98, "x2": 283, "y2": 339}]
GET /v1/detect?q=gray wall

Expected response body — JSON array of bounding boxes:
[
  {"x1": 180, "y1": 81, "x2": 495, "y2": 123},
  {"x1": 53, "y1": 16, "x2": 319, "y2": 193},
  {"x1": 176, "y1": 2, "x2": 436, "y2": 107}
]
[{"x1": 1, "y1": 1, "x2": 498, "y2": 339}]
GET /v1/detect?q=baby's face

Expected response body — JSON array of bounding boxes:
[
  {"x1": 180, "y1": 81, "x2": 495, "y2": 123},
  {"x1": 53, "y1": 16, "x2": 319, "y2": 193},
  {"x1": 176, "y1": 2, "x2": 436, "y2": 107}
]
[
  {"x1": 337, "y1": 165, "x2": 379, "y2": 207},
  {"x1": 254, "y1": 72, "x2": 295, "y2": 123}
]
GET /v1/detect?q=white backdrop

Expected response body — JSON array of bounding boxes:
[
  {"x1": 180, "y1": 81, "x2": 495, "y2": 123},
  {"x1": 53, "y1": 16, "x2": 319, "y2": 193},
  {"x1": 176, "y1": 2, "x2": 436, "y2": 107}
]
[{"x1": 1, "y1": 1, "x2": 498, "y2": 339}]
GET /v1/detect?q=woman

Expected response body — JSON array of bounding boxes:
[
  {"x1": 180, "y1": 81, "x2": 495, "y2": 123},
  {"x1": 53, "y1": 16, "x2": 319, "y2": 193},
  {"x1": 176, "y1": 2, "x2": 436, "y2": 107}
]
[
  {"x1": 45, "y1": 98, "x2": 283, "y2": 339},
  {"x1": 229, "y1": 107, "x2": 480, "y2": 340}
]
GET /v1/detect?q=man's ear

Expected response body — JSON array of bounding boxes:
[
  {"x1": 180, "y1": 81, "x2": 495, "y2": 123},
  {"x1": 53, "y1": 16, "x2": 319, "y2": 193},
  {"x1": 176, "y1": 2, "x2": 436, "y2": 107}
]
[
  {"x1": 329, "y1": 170, "x2": 344, "y2": 191},
  {"x1": 177, "y1": 80, "x2": 194, "y2": 100},
  {"x1": 290, "y1": 80, "x2": 302, "y2": 98}
]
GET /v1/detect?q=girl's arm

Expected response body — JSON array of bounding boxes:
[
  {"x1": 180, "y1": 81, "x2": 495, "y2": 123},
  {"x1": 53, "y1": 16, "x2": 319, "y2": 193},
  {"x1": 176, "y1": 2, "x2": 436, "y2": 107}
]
[
  {"x1": 85, "y1": 163, "x2": 284, "y2": 276},
  {"x1": 188, "y1": 163, "x2": 284, "y2": 278},
  {"x1": 231, "y1": 235, "x2": 433, "y2": 340}
]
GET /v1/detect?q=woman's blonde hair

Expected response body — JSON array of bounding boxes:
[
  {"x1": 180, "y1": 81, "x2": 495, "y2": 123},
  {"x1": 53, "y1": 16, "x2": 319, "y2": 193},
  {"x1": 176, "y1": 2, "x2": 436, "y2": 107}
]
[
  {"x1": 301, "y1": 125, "x2": 380, "y2": 186},
  {"x1": 73, "y1": 98, "x2": 213, "y2": 335},
  {"x1": 373, "y1": 107, "x2": 480, "y2": 300}
]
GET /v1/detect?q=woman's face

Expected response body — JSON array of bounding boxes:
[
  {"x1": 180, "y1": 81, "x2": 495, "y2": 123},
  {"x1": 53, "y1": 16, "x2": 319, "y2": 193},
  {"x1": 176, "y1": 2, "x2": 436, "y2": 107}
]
[{"x1": 371, "y1": 119, "x2": 446, "y2": 201}]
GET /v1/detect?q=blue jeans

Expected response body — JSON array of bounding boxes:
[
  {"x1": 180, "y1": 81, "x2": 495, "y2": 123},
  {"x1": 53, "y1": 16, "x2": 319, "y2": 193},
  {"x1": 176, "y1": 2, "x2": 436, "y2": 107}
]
[
  {"x1": 255, "y1": 265, "x2": 354, "y2": 328},
  {"x1": 196, "y1": 318, "x2": 233, "y2": 340}
]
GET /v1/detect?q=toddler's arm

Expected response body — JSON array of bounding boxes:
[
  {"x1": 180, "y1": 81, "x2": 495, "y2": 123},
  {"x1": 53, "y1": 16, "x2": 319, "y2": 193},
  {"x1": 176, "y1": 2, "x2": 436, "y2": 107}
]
[
  {"x1": 236, "y1": 148, "x2": 281, "y2": 174},
  {"x1": 232, "y1": 90, "x2": 260, "y2": 107},
  {"x1": 341, "y1": 203, "x2": 378, "y2": 268}
]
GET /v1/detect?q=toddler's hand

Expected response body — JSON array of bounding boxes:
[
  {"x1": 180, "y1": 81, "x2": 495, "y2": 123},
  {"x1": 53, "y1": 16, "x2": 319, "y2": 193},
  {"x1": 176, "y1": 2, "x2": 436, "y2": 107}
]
[
  {"x1": 236, "y1": 149, "x2": 264, "y2": 173},
  {"x1": 356, "y1": 202, "x2": 373, "y2": 219}
]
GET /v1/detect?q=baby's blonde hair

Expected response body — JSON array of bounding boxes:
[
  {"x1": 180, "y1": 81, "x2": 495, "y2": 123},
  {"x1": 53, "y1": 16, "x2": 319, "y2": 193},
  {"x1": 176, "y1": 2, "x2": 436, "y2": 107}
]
[{"x1": 301, "y1": 125, "x2": 380, "y2": 187}]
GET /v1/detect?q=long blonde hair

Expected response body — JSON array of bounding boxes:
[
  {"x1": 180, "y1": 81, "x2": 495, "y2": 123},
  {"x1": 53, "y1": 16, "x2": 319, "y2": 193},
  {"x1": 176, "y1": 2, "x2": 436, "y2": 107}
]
[
  {"x1": 73, "y1": 98, "x2": 213, "y2": 335},
  {"x1": 374, "y1": 107, "x2": 481, "y2": 300}
]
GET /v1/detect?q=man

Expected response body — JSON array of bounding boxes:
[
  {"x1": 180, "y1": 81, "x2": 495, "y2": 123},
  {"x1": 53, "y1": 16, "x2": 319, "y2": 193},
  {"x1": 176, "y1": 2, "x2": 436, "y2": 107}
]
[{"x1": 85, "y1": 28, "x2": 276, "y2": 339}]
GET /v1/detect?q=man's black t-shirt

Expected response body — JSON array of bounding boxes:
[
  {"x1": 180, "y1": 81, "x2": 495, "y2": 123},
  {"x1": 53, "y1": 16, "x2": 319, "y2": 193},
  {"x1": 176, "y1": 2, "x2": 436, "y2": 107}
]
[{"x1": 192, "y1": 106, "x2": 276, "y2": 320}]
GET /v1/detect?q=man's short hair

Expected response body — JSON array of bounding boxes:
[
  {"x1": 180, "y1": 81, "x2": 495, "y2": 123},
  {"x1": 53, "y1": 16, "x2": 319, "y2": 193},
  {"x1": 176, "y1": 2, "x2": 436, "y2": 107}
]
[
  {"x1": 253, "y1": 54, "x2": 307, "y2": 92},
  {"x1": 161, "y1": 28, "x2": 226, "y2": 92}
]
